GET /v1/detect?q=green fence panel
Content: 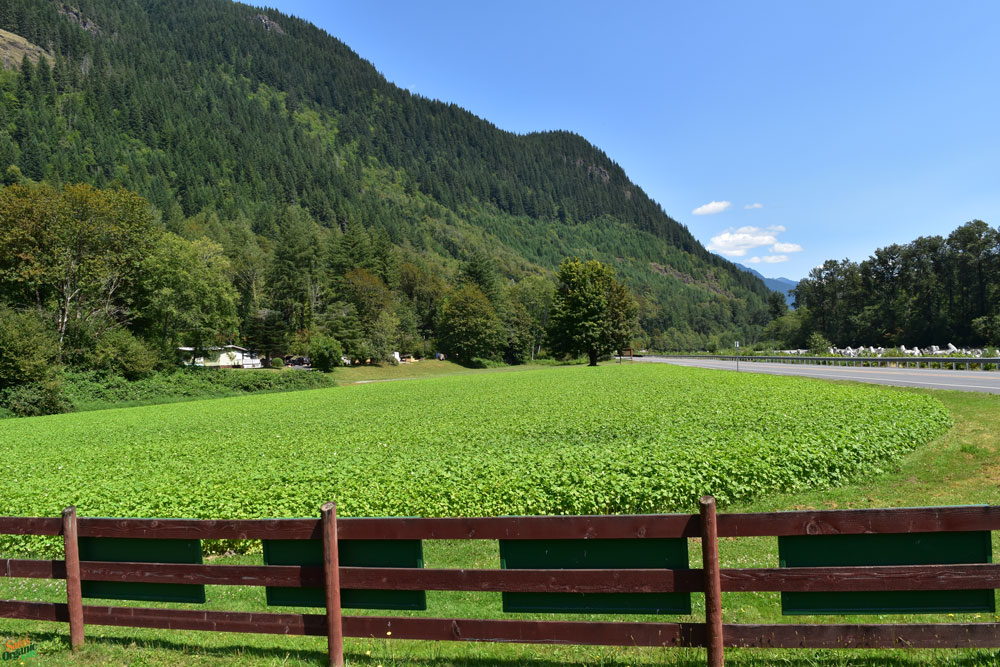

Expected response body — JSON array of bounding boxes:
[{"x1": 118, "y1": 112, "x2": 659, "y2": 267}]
[
  {"x1": 779, "y1": 531, "x2": 995, "y2": 615},
  {"x1": 499, "y1": 538, "x2": 691, "y2": 614},
  {"x1": 263, "y1": 539, "x2": 425, "y2": 610},
  {"x1": 79, "y1": 537, "x2": 205, "y2": 603}
]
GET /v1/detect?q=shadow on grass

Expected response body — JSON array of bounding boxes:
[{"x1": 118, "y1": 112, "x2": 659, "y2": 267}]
[{"x1": 23, "y1": 630, "x2": 1000, "y2": 666}]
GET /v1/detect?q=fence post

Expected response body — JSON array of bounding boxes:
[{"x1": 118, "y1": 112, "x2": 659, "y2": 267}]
[
  {"x1": 321, "y1": 502, "x2": 344, "y2": 667},
  {"x1": 700, "y1": 496, "x2": 724, "y2": 667},
  {"x1": 62, "y1": 506, "x2": 84, "y2": 650}
]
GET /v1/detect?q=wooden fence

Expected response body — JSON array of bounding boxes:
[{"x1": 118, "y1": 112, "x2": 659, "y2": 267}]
[{"x1": 1, "y1": 498, "x2": 999, "y2": 666}]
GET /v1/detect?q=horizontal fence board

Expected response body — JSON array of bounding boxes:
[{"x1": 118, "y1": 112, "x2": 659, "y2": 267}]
[
  {"x1": 337, "y1": 515, "x2": 700, "y2": 540},
  {"x1": 0, "y1": 599, "x2": 705, "y2": 647},
  {"x1": 724, "y1": 623, "x2": 1000, "y2": 649},
  {"x1": 77, "y1": 518, "x2": 322, "y2": 541},
  {"x1": 341, "y1": 616, "x2": 706, "y2": 647},
  {"x1": 2, "y1": 558, "x2": 64, "y2": 579},
  {"x1": 68, "y1": 515, "x2": 700, "y2": 541},
  {"x1": 0, "y1": 517, "x2": 62, "y2": 536},
  {"x1": 81, "y1": 562, "x2": 325, "y2": 588},
  {"x1": 0, "y1": 600, "x2": 327, "y2": 636},
  {"x1": 81, "y1": 605, "x2": 328, "y2": 635},
  {"x1": 340, "y1": 567, "x2": 704, "y2": 594},
  {"x1": 718, "y1": 506, "x2": 1000, "y2": 537},
  {"x1": 7, "y1": 560, "x2": 705, "y2": 594},
  {"x1": 721, "y1": 564, "x2": 1000, "y2": 592},
  {"x1": 10, "y1": 559, "x2": 997, "y2": 595},
  {"x1": 0, "y1": 599, "x2": 710, "y2": 647},
  {"x1": 8, "y1": 507, "x2": 992, "y2": 543},
  {"x1": 6, "y1": 599, "x2": 998, "y2": 649},
  {"x1": 0, "y1": 599, "x2": 68, "y2": 622}
]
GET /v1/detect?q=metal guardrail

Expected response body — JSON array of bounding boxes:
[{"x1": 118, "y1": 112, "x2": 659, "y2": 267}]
[{"x1": 648, "y1": 354, "x2": 1000, "y2": 371}]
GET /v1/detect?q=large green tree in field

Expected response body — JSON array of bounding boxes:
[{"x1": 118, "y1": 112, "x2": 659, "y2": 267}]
[
  {"x1": 437, "y1": 284, "x2": 505, "y2": 362},
  {"x1": 548, "y1": 258, "x2": 638, "y2": 366}
]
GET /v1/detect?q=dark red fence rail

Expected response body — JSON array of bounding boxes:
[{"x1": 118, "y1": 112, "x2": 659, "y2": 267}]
[{"x1": 1, "y1": 498, "x2": 998, "y2": 666}]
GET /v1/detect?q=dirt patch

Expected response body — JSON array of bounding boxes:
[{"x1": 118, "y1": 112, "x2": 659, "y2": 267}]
[{"x1": 0, "y1": 29, "x2": 50, "y2": 69}]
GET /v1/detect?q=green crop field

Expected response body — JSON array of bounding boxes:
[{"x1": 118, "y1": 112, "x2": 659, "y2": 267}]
[
  {"x1": 0, "y1": 363, "x2": 950, "y2": 557},
  {"x1": 1, "y1": 363, "x2": 997, "y2": 666}
]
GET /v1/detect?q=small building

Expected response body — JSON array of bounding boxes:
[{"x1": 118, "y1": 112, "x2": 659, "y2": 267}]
[{"x1": 178, "y1": 345, "x2": 262, "y2": 368}]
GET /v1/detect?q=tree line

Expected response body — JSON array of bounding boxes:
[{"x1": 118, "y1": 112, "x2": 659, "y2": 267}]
[
  {"x1": 764, "y1": 220, "x2": 1000, "y2": 349},
  {"x1": 0, "y1": 181, "x2": 638, "y2": 415}
]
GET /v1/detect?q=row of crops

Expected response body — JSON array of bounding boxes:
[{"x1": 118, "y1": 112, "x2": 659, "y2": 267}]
[{"x1": 0, "y1": 364, "x2": 951, "y2": 554}]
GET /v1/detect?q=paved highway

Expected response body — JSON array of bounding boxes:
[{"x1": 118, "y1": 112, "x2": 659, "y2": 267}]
[{"x1": 636, "y1": 356, "x2": 1000, "y2": 394}]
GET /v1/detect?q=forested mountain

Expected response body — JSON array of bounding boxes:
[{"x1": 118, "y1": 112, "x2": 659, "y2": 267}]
[
  {"x1": 0, "y1": 0, "x2": 773, "y2": 364},
  {"x1": 737, "y1": 265, "x2": 797, "y2": 307},
  {"x1": 775, "y1": 220, "x2": 1000, "y2": 349}
]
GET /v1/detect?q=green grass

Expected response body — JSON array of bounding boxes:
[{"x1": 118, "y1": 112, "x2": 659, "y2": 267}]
[
  {"x1": 331, "y1": 359, "x2": 578, "y2": 384},
  {"x1": 0, "y1": 369, "x2": 996, "y2": 665}
]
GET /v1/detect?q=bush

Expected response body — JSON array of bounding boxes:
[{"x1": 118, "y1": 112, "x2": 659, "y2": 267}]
[
  {"x1": 1, "y1": 379, "x2": 71, "y2": 417},
  {"x1": 61, "y1": 368, "x2": 336, "y2": 410},
  {"x1": 309, "y1": 334, "x2": 344, "y2": 373},
  {"x1": 469, "y1": 357, "x2": 507, "y2": 369},
  {"x1": 93, "y1": 328, "x2": 159, "y2": 380},
  {"x1": 0, "y1": 307, "x2": 61, "y2": 387},
  {"x1": 270, "y1": 357, "x2": 284, "y2": 368},
  {"x1": 808, "y1": 332, "x2": 833, "y2": 356}
]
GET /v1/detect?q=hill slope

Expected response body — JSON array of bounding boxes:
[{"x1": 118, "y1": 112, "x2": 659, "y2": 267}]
[
  {"x1": 738, "y1": 264, "x2": 799, "y2": 306},
  {"x1": 0, "y1": 0, "x2": 771, "y2": 350}
]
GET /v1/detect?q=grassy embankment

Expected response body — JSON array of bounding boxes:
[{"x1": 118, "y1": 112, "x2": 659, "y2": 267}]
[
  {"x1": 60, "y1": 360, "x2": 539, "y2": 414},
  {"x1": 0, "y1": 365, "x2": 996, "y2": 666},
  {"x1": 60, "y1": 368, "x2": 338, "y2": 413}
]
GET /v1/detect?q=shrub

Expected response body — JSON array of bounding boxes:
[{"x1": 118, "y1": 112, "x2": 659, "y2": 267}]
[
  {"x1": 808, "y1": 332, "x2": 833, "y2": 356},
  {"x1": 1, "y1": 379, "x2": 71, "y2": 417},
  {"x1": 61, "y1": 367, "x2": 336, "y2": 409},
  {"x1": 270, "y1": 357, "x2": 284, "y2": 368},
  {"x1": 470, "y1": 357, "x2": 507, "y2": 369},
  {"x1": 93, "y1": 328, "x2": 159, "y2": 380},
  {"x1": 0, "y1": 307, "x2": 60, "y2": 387},
  {"x1": 310, "y1": 334, "x2": 344, "y2": 372}
]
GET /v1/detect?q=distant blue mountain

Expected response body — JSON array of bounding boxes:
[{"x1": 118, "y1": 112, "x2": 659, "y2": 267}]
[{"x1": 738, "y1": 264, "x2": 798, "y2": 306}]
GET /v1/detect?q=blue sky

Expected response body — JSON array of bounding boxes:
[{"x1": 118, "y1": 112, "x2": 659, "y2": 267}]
[{"x1": 267, "y1": 1, "x2": 999, "y2": 280}]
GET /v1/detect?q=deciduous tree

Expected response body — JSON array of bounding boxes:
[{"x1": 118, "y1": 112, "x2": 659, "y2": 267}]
[
  {"x1": 437, "y1": 284, "x2": 504, "y2": 362},
  {"x1": 548, "y1": 258, "x2": 638, "y2": 366}
]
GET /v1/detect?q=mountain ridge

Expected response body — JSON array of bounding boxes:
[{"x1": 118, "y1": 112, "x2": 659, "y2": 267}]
[
  {"x1": 0, "y1": 0, "x2": 772, "y2": 351},
  {"x1": 737, "y1": 264, "x2": 798, "y2": 306}
]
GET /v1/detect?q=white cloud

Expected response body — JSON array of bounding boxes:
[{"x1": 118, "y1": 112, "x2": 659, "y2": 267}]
[
  {"x1": 744, "y1": 203, "x2": 763, "y2": 210},
  {"x1": 707, "y1": 226, "x2": 778, "y2": 257},
  {"x1": 708, "y1": 225, "x2": 803, "y2": 259},
  {"x1": 692, "y1": 200, "x2": 732, "y2": 216}
]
